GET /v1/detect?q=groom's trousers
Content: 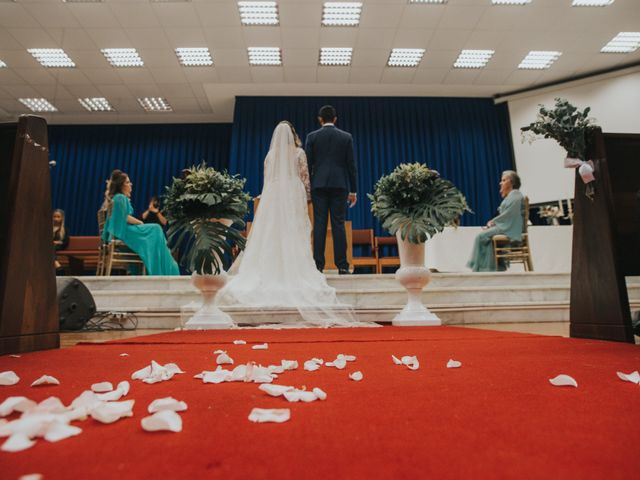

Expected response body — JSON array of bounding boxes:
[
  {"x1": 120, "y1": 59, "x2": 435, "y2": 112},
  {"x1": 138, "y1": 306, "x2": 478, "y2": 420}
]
[{"x1": 311, "y1": 187, "x2": 349, "y2": 272}]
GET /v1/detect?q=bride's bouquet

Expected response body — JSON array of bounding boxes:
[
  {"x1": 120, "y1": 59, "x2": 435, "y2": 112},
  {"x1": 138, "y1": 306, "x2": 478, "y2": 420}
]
[
  {"x1": 368, "y1": 163, "x2": 470, "y2": 244},
  {"x1": 163, "y1": 163, "x2": 251, "y2": 274}
]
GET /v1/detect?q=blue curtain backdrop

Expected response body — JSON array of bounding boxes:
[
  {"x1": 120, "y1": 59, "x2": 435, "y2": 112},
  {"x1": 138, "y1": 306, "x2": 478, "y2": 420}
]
[
  {"x1": 229, "y1": 96, "x2": 514, "y2": 232},
  {"x1": 49, "y1": 123, "x2": 232, "y2": 235}
]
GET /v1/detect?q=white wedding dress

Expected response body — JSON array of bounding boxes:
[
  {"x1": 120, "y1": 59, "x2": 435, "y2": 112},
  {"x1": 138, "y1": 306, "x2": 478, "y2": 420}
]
[{"x1": 216, "y1": 122, "x2": 361, "y2": 327}]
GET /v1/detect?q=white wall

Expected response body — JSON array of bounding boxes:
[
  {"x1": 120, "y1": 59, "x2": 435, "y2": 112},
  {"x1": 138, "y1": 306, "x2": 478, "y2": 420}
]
[{"x1": 507, "y1": 70, "x2": 640, "y2": 204}]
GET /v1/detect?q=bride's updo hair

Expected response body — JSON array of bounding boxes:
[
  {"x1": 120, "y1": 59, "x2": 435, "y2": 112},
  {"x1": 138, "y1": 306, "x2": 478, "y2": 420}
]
[{"x1": 280, "y1": 121, "x2": 302, "y2": 148}]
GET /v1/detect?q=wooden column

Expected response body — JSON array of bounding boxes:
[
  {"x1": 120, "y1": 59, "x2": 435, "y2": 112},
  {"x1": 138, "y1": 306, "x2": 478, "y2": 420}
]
[
  {"x1": 570, "y1": 130, "x2": 640, "y2": 342},
  {"x1": 0, "y1": 116, "x2": 59, "y2": 354}
]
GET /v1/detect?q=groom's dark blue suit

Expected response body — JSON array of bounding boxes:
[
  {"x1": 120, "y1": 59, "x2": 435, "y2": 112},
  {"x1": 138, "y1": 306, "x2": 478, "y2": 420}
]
[{"x1": 305, "y1": 124, "x2": 357, "y2": 272}]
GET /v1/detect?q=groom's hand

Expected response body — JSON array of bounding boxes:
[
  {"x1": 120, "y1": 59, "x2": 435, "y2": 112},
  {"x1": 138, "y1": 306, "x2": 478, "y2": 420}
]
[{"x1": 348, "y1": 193, "x2": 357, "y2": 208}]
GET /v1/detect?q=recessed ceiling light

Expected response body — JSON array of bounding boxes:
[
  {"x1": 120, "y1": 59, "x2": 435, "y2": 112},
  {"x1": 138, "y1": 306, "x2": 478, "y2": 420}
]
[
  {"x1": 388, "y1": 48, "x2": 425, "y2": 67},
  {"x1": 101, "y1": 49, "x2": 144, "y2": 67},
  {"x1": 491, "y1": 0, "x2": 531, "y2": 4},
  {"x1": 175, "y1": 48, "x2": 213, "y2": 66},
  {"x1": 518, "y1": 51, "x2": 562, "y2": 69},
  {"x1": 19, "y1": 98, "x2": 57, "y2": 113},
  {"x1": 78, "y1": 97, "x2": 114, "y2": 112},
  {"x1": 453, "y1": 50, "x2": 494, "y2": 68},
  {"x1": 322, "y1": 2, "x2": 363, "y2": 27},
  {"x1": 408, "y1": 0, "x2": 447, "y2": 3},
  {"x1": 601, "y1": 32, "x2": 640, "y2": 53},
  {"x1": 62, "y1": 0, "x2": 103, "y2": 3},
  {"x1": 319, "y1": 48, "x2": 353, "y2": 66},
  {"x1": 238, "y1": 1, "x2": 279, "y2": 26},
  {"x1": 248, "y1": 47, "x2": 282, "y2": 66},
  {"x1": 138, "y1": 97, "x2": 172, "y2": 112},
  {"x1": 0, "y1": 60, "x2": 6, "y2": 68},
  {"x1": 572, "y1": 0, "x2": 614, "y2": 6},
  {"x1": 28, "y1": 49, "x2": 75, "y2": 68}
]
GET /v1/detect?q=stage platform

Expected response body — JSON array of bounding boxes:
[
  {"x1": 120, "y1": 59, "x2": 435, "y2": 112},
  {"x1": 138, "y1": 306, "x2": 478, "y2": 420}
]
[{"x1": 76, "y1": 273, "x2": 640, "y2": 329}]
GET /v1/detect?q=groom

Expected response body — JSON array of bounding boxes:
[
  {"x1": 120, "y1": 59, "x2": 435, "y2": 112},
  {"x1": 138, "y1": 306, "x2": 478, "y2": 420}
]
[{"x1": 305, "y1": 105, "x2": 357, "y2": 274}]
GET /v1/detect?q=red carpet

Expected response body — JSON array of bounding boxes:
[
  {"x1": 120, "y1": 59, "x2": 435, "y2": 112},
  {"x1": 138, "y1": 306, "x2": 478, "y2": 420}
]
[{"x1": 2, "y1": 326, "x2": 639, "y2": 479}]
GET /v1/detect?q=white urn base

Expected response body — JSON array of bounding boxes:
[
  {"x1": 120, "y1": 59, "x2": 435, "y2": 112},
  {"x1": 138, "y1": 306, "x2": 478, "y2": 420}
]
[{"x1": 184, "y1": 272, "x2": 234, "y2": 330}]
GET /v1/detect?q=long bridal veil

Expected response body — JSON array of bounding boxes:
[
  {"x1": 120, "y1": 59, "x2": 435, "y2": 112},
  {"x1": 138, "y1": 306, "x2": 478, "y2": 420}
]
[{"x1": 215, "y1": 122, "x2": 361, "y2": 327}]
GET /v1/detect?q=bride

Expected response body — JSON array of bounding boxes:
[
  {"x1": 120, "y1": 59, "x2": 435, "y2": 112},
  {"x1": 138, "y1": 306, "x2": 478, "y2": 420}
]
[{"x1": 216, "y1": 121, "x2": 357, "y2": 326}]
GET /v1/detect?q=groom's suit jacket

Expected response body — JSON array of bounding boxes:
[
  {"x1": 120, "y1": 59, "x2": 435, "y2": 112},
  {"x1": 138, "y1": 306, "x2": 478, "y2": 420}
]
[{"x1": 305, "y1": 125, "x2": 357, "y2": 193}]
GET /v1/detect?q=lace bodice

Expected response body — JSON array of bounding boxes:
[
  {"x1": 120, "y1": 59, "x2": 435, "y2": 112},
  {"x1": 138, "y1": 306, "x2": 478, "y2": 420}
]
[{"x1": 296, "y1": 147, "x2": 311, "y2": 200}]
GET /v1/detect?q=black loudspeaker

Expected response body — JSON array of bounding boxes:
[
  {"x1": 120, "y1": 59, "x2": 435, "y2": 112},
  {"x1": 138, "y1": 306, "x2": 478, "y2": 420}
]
[{"x1": 56, "y1": 278, "x2": 96, "y2": 331}]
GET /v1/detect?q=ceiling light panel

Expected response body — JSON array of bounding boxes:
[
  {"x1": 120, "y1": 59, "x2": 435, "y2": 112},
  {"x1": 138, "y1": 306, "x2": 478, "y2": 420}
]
[
  {"x1": 453, "y1": 50, "x2": 494, "y2": 68},
  {"x1": 322, "y1": 2, "x2": 363, "y2": 27},
  {"x1": 28, "y1": 49, "x2": 75, "y2": 68},
  {"x1": 78, "y1": 97, "x2": 114, "y2": 112},
  {"x1": 319, "y1": 48, "x2": 352, "y2": 66},
  {"x1": 62, "y1": 0, "x2": 103, "y2": 3},
  {"x1": 408, "y1": 0, "x2": 447, "y2": 3},
  {"x1": 601, "y1": 32, "x2": 640, "y2": 53},
  {"x1": 518, "y1": 51, "x2": 562, "y2": 69},
  {"x1": 175, "y1": 48, "x2": 213, "y2": 66},
  {"x1": 388, "y1": 48, "x2": 425, "y2": 67},
  {"x1": 491, "y1": 0, "x2": 531, "y2": 4},
  {"x1": 19, "y1": 98, "x2": 57, "y2": 113},
  {"x1": 572, "y1": 0, "x2": 614, "y2": 6},
  {"x1": 138, "y1": 97, "x2": 173, "y2": 112},
  {"x1": 238, "y1": 1, "x2": 279, "y2": 26},
  {"x1": 101, "y1": 49, "x2": 144, "y2": 67},
  {"x1": 248, "y1": 47, "x2": 282, "y2": 66}
]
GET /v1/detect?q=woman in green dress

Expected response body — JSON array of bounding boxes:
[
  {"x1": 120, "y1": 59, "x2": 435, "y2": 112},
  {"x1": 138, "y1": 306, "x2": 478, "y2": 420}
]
[
  {"x1": 467, "y1": 170, "x2": 524, "y2": 272},
  {"x1": 102, "y1": 170, "x2": 179, "y2": 276}
]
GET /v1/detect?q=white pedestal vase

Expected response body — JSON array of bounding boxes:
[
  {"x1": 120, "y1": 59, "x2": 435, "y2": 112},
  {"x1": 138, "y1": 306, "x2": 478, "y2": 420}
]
[
  {"x1": 393, "y1": 231, "x2": 441, "y2": 326},
  {"x1": 185, "y1": 272, "x2": 234, "y2": 329}
]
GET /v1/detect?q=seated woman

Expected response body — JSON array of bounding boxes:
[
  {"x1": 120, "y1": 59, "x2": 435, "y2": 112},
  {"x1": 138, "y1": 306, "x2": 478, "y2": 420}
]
[
  {"x1": 467, "y1": 170, "x2": 524, "y2": 272},
  {"x1": 53, "y1": 208, "x2": 69, "y2": 271},
  {"x1": 102, "y1": 170, "x2": 179, "y2": 276}
]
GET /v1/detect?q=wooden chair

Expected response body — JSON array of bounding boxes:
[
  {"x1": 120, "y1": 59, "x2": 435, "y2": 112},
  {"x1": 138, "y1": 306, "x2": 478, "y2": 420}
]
[
  {"x1": 351, "y1": 229, "x2": 378, "y2": 273},
  {"x1": 375, "y1": 236, "x2": 400, "y2": 274},
  {"x1": 98, "y1": 206, "x2": 146, "y2": 276},
  {"x1": 492, "y1": 196, "x2": 534, "y2": 271}
]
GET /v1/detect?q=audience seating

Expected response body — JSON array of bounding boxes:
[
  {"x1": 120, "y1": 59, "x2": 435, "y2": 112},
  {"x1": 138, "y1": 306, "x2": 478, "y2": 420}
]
[
  {"x1": 375, "y1": 236, "x2": 400, "y2": 274},
  {"x1": 351, "y1": 229, "x2": 378, "y2": 273},
  {"x1": 97, "y1": 208, "x2": 146, "y2": 276},
  {"x1": 492, "y1": 196, "x2": 534, "y2": 271},
  {"x1": 56, "y1": 236, "x2": 101, "y2": 275}
]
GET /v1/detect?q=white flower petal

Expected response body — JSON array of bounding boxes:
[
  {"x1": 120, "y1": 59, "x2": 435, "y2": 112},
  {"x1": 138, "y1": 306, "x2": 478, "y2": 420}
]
[
  {"x1": 549, "y1": 374, "x2": 578, "y2": 388},
  {"x1": 252, "y1": 343, "x2": 269, "y2": 350},
  {"x1": 0, "y1": 371, "x2": 20, "y2": 386},
  {"x1": 1, "y1": 433, "x2": 36, "y2": 452},
  {"x1": 391, "y1": 355, "x2": 402, "y2": 365},
  {"x1": 447, "y1": 359, "x2": 462, "y2": 369},
  {"x1": 33, "y1": 397, "x2": 68, "y2": 414},
  {"x1": 91, "y1": 382, "x2": 114, "y2": 393},
  {"x1": 90, "y1": 400, "x2": 135, "y2": 424},
  {"x1": 259, "y1": 384, "x2": 294, "y2": 397},
  {"x1": 280, "y1": 360, "x2": 298, "y2": 371},
  {"x1": 216, "y1": 352, "x2": 234, "y2": 365},
  {"x1": 616, "y1": 371, "x2": 640, "y2": 385},
  {"x1": 141, "y1": 410, "x2": 182, "y2": 433},
  {"x1": 0, "y1": 397, "x2": 37, "y2": 417},
  {"x1": 304, "y1": 361, "x2": 321, "y2": 372},
  {"x1": 248, "y1": 408, "x2": 290, "y2": 423},
  {"x1": 233, "y1": 340, "x2": 246, "y2": 345},
  {"x1": 70, "y1": 391, "x2": 101, "y2": 411},
  {"x1": 401, "y1": 356, "x2": 420, "y2": 371},
  {"x1": 30, "y1": 375, "x2": 60, "y2": 387},
  {"x1": 119, "y1": 353, "x2": 129, "y2": 357},
  {"x1": 43, "y1": 422, "x2": 82, "y2": 443},
  {"x1": 312, "y1": 388, "x2": 327, "y2": 401},
  {"x1": 9, "y1": 355, "x2": 21, "y2": 359},
  {"x1": 283, "y1": 390, "x2": 318, "y2": 403},
  {"x1": 18, "y1": 474, "x2": 43, "y2": 480},
  {"x1": 148, "y1": 397, "x2": 188, "y2": 413},
  {"x1": 349, "y1": 371, "x2": 363, "y2": 381}
]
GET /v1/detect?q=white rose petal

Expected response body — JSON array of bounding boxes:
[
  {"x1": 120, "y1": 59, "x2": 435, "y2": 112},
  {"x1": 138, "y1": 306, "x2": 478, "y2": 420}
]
[
  {"x1": 43, "y1": 422, "x2": 82, "y2": 443},
  {"x1": 216, "y1": 352, "x2": 234, "y2": 365},
  {"x1": 0, "y1": 371, "x2": 20, "y2": 386},
  {"x1": 312, "y1": 388, "x2": 327, "y2": 401},
  {"x1": 31, "y1": 375, "x2": 60, "y2": 387},
  {"x1": 252, "y1": 343, "x2": 269, "y2": 350},
  {"x1": 280, "y1": 360, "x2": 298, "y2": 371},
  {"x1": 1, "y1": 433, "x2": 36, "y2": 452},
  {"x1": 19, "y1": 474, "x2": 43, "y2": 480},
  {"x1": 0, "y1": 397, "x2": 37, "y2": 417},
  {"x1": 447, "y1": 359, "x2": 462, "y2": 369},
  {"x1": 233, "y1": 340, "x2": 247, "y2": 345},
  {"x1": 248, "y1": 408, "x2": 290, "y2": 423},
  {"x1": 91, "y1": 382, "x2": 114, "y2": 393},
  {"x1": 616, "y1": 371, "x2": 640, "y2": 385},
  {"x1": 391, "y1": 355, "x2": 402, "y2": 365},
  {"x1": 148, "y1": 397, "x2": 188, "y2": 413},
  {"x1": 141, "y1": 410, "x2": 182, "y2": 433},
  {"x1": 304, "y1": 361, "x2": 321, "y2": 372},
  {"x1": 259, "y1": 384, "x2": 295, "y2": 397},
  {"x1": 90, "y1": 400, "x2": 135, "y2": 424},
  {"x1": 283, "y1": 390, "x2": 318, "y2": 403},
  {"x1": 349, "y1": 371, "x2": 363, "y2": 381},
  {"x1": 401, "y1": 356, "x2": 420, "y2": 371},
  {"x1": 119, "y1": 353, "x2": 129, "y2": 357},
  {"x1": 549, "y1": 374, "x2": 578, "y2": 388}
]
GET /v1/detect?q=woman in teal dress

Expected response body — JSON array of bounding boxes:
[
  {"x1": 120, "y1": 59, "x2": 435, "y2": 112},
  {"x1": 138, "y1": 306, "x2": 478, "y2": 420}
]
[
  {"x1": 467, "y1": 170, "x2": 524, "y2": 272},
  {"x1": 102, "y1": 170, "x2": 179, "y2": 276}
]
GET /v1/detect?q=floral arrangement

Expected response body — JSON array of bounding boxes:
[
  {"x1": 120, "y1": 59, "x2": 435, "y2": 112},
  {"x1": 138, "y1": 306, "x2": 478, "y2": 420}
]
[
  {"x1": 163, "y1": 163, "x2": 251, "y2": 275},
  {"x1": 520, "y1": 98, "x2": 599, "y2": 161},
  {"x1": 368, "y1": 163, "x2": 470, "y2": 244}
]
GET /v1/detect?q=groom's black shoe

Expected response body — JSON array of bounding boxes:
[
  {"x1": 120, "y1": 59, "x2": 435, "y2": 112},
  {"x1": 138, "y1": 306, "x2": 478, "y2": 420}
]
[{"x1": 338, "y1": 269, "x2": 351, "y2": 275}]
